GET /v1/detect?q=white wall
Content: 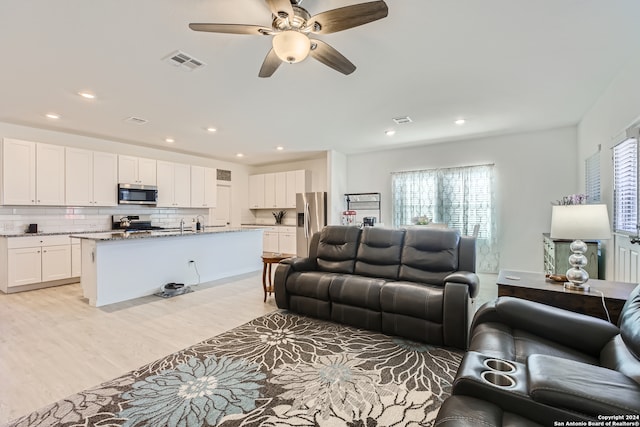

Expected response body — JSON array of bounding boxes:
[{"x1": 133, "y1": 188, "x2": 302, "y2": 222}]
[
  {"x1": 327, "y1": 150, "x2": 348, "y2": 225},
  {"x1": 346, "y1": 126, "x2": 578, "y2": 272},
  {"x1": 0, "y1": 121, "x2": 251, "y2": 229},
  {"x1": 577, "y1": 55, "x2": 640, "y2": 279}
]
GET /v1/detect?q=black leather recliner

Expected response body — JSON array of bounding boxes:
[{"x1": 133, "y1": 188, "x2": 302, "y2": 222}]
[
  {"x1": 274, "y1": 225, "x2": 479, "y2": 349},
  {"x1": 435, "y1": 284, "x2": 640, "y2": 425}
]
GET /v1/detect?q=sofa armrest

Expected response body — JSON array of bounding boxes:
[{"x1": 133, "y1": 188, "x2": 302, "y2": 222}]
[
  {"x1": 443, "y1": 282, "x2": 475, "y2": 350},
  {"x1": 471, "y1": 297, "x2": 620, "y2": 357},
  {"x1": 444, "y1": 271, "x2": 479, "y2": 298},
  {"x1": 528, "y1": 354, "x2": 640, "y2": 416},
  {"x1": 283, "y1": 256, "x2": 316, "y2": 272}
]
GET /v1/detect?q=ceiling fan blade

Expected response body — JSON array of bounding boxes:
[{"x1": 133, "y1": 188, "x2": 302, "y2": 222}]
[
  {"x1": 189, "y1": 23, "x2": 273, "y2": 35},
  {"x1": 309, "y1": 39, "x2": 356, "y2": 75},
  {"x1": 259, "y1": 48, "x2": 282, "y2": 78},
  {"x1": 265, "y1": 0, "x2": 295, "y2": 19},
  {"x1": 308, "y1": 1, "x2": 388, "y2": 34}
]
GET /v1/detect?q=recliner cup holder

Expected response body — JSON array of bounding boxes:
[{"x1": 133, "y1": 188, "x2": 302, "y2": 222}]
[
  {"x1": 481, "y1": 370, "x2": 516, "y2": 388},
  {"x1": 483, "y1": 358, "x2": 516, "y2": 373}
]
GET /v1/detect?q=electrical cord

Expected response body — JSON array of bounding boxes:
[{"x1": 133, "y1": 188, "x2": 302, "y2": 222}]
[
  {"x1": 189, "y1": 260, "x2": 201, "y2": 285},
  {"x1": 591, "y1": 288, "x2": 611, "y2": 323}
]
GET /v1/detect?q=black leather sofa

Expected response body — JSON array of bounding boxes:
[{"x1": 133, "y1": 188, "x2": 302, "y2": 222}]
[
  {"x1": 274, "y1": 225, "x2": 479, "y2": 349},
  {"x1": 435, "y1": 284, "x2": 640, "y2": 426}
]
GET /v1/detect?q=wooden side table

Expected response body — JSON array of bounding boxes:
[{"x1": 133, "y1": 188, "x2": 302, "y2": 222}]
[
  {"x1": 496, "y1": 270, "x2": 637, "y2": 324},
  {"x1": 261, "y1": 252, "x2": 294, "y2": 302}
]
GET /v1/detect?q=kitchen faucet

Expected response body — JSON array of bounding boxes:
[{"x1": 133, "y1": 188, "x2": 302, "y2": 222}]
[{"x1": 180, "y1": 218, "x2": 185, "y2": 233}]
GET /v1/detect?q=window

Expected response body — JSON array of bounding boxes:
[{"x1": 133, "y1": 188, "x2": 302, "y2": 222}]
[
  {"x1": 391, "y1": 164, "x2": 498, "y2": 272},
  {"x1": 585, "y1": 149, "x2": 601, "y2": 203},
  {"x1": 613, "y1": 137, "x2": 638, "y2": 233}
]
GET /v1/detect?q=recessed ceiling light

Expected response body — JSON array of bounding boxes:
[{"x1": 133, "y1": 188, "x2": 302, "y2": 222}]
[
  {"x1": 165, "y1": 138, "x2": 175, "y2": 143},
  {"x1": 236, "y1": 153, "x2": 244, "y2": 158},
  {"x1": 45, "y1": 113, "x2": 60, "y2": 119},
  {"x1": 385, "y1": 130, "x2": 396, "y2": 136},
  {"x1": 78, "y1": 92, "x2": 95, "y2": 99},
  {"x1": 276, "y1": 146, "x2": 284, "y2": 151},
  {"x1": 455, "y1": 119, "x2": 466, "y2": 125},
  {"x1": 207, "y1": 127, "x2": 217, "y2": 133}
]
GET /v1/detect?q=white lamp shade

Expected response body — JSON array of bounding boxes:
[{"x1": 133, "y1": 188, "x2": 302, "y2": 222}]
[
  {"x1": 272, "y1": 30, "x2": 310, "y2": 63},
  {"x1": 550, "y1": 204, "x2": 612, "y2": 240}
]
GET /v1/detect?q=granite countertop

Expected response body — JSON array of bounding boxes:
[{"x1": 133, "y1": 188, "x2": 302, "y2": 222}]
[
  {"x1": 71, "y1": 227, "x2": 253, "y2": 241},
  {"x1": 241, "y1": 224, "x2": 296, "y2": 227},
  {"x1": 0, "y1": 229, "x2": 113, "y2": 238}
]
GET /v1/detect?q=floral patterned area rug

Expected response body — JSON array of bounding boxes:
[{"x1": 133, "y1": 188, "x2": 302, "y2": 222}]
[{"x1": 6, "y1": 311, "x2": 463, "y2": 427}]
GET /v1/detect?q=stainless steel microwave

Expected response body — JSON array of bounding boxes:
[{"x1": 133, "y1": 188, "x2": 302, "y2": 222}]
[{"x1": 118, "y1": 184, "x2": 158, "y2": 205}]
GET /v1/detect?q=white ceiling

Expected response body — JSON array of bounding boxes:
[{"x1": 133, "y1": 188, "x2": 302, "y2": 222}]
[{"x1": 1, "y1": 0, "x2": 639, "y2": 166}]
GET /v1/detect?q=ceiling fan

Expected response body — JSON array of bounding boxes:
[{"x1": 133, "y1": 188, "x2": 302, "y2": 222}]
[{"x1": 189, "y1": 0, "x2": 388, "y2": 77}]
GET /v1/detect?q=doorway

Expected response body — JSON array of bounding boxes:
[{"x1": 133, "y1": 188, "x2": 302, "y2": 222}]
[{"x1": 214, "y1": 184, "x2": 231, "y2": 226}]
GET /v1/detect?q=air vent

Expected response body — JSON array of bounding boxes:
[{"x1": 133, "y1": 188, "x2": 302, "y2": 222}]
[
  {"x1": 124, "y1": 116, "x2": 149, "y2": 125},
  {"x1": 217, "y1": 169, "x2": 231, "y2": 181},
  {"x1": 393, "y1": 116, "x2": 413, "y2": 125},
  {"x1": 164, "y1": 50, "x2": 206, "y2": 71}
]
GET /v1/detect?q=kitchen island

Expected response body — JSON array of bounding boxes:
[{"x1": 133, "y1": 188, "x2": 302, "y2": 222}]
[{"x1": 73, "y1": 228, "x2": 262, "y2": 307}]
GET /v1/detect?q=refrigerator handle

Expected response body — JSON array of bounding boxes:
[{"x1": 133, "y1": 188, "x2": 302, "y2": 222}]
[{"x1": 304, "y1": 202, "x2": 310, "y2": 238}]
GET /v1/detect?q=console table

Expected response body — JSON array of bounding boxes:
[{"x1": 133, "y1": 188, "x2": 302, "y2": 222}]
[{"x1": 496, "y1": 270, "x2": 637, "y2": 324}]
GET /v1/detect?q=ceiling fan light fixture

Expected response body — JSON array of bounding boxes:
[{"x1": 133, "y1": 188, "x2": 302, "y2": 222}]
[{"x1": 272, "y1": 30, "x2": 310, "y2": 63}]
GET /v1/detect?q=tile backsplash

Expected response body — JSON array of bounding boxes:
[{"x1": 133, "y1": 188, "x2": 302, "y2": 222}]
[
  {"x1": 252, "y1": 209, "x2": 296, "y2": 226},
  {"x1": 0, "y1": 205, "x2": 210, "y2": 234}
]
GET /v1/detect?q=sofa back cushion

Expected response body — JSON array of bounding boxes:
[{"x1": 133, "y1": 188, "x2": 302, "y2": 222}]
[
  {"x1": 354, "y1": 227, "x2": 405, "y2": 279},
  {"x1": 316, "y1": 226, "x2": 362, "y2": 273},
  {"x1": 399, "y1": 227, "x2": 460, "y2": 285}
]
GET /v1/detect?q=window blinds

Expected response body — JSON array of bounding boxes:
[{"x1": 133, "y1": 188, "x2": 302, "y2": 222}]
[
  {"x1": 585, "y1": 150, "x2": 601, "y2": 203},
  {"x1": 613, "y1": 137, "x2": 638, "y2": 233}
]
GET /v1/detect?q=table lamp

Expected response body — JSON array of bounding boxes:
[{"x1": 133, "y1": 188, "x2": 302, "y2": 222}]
[{"x1": 550, "y1": 204, "x2": 611, "y2": 292}]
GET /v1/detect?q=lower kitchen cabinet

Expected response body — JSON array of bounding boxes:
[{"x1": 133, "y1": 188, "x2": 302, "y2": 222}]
[
  {"x1": 264, "y1": 230, "x2": 279, "y2": 253},
  {"x1": 71, "y1": 240, "x2": 81, "y2": 277},
  {"x1": 278, "y1": 228, "x2": 296, "y2": 254},
  {"x1": 241, "y1": 225, "x2": 297, "y2": 254},
  {"x1": 1, "y1": 234, "x2": 78, "y2": 292}
]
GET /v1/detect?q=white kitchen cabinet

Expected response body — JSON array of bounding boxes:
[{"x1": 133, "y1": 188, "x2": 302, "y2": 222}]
[
  {"x1": 286, "y1": 169, "x2": 310, "y2": 208},
  {"x1": 191, "y1": 166, "x2": 217, "y2": 208},
  {"x1": 41, "y1": 245, "x2": 72, "y2": 281},
  {"x1": 249, "y1": 174, "x2": 265, "y2": 209},
  {"x1": 36, "y1": 143, "x2": 66, "y2": 205},
  {"x1": 3, "y1": 235, "x2": 74, "y2": 290},
  {"x1": 66, "y1": 148, "x2": 118, "y2": 206},
  {"x1": 275, "y1": 172, "x2": 287, "y2": 208},
  {"x1": 118, "y1": 155, "x2": 157, "y2": 185},
  {"x1": 157, "y1": 161, "x2": 191, "y2": 207},
  {"x1": 264, "y1": 230, "x2": 279, "y2": 253},
  {"x1": 278, "y1": 227, "x2": 297, "y2": 254},
  {"x1": 264, "y1": 173, "x2": 276, "y2": 209},
  {"x1": 7, "y1": 247, "x2": 42, "y2": 287},
  {"x1": 2, "y1": 138, "x2": 36, "y2": 205},
  {"x1": 1, "y1": 139, "x2": 65, "y2": 206}
]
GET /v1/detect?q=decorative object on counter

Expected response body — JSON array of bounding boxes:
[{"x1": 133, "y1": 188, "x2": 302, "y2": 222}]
[
  {"x1": 412, "y1": 215, "x2": 431, "y2": 225},
  {"x1": 272, "y1": 210, "x2": 286, "y2": 225},
  {"x1": 342, "y1": 210, "x2": 357, "y2": 226},
  {"x1": 5, "y1": 311, "x2": 461, "y2": 427},
  {"x1": 26, "y1": 224, "x2": 38, "y2": 233},
  {"x1": 550, "y1": 204, "x2": 611, "y2": 292},
  {"x1": 553, "y1": 193, "x2": 587, "y2": 205}
]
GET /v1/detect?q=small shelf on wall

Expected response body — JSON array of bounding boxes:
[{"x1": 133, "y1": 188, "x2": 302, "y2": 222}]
[{"x1": 345, "y1": 193, "x2": 381, "y2": 224}]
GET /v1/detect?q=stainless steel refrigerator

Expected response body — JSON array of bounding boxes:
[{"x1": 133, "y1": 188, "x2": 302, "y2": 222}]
[{"x1": 296, "y1": 192, "x2": 327, "y2": 257}]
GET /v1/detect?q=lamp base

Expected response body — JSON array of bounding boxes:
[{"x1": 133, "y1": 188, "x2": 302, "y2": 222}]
[{"x1": 563, "y1": 282, "x2": 590, "y2": 292}]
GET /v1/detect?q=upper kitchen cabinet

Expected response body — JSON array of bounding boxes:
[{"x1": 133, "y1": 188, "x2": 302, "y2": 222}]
[
  {"x1": 118, "y1": 155, "x2": 157, "y2": 185},
  {"x1": 249, "y1": 174, "x2": 265, "y2": 209},
  {"x1": 191, "y1": 166, "x2": 217, "y2": 208},
  {"x1": 248, "y1": 170, "x2": 309, "y2": 209},
  {"x1": 1, "y1": 138, "x2": 64, "y2": 206},
  {"x1": 66, "y1": 148, "x2": 117, "y2": 206},
  {"x1": 286, "y1": 170, "x2": 310, "y2": 208},
  {"x1": 156, "y1": 160, "x2": 191, "y2": 207}
]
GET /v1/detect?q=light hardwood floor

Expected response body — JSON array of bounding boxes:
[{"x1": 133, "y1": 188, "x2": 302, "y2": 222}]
[{"x1": 0, "y1": 271, "x2": 497, "y2": 424}]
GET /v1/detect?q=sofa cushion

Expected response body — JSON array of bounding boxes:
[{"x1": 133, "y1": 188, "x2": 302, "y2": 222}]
[
  {"x1": 399, "y1": 228, "x2": 460, "y2": 285},
  {"x1": 316, "y1": 226, "x2": 362, "y2": 274},
  {"x1": 285, "y1": 271, "x2": 336, "y2": 301},
  {"x1": 435, "y1": 395, "x2": 543, "y2": 427},
  {"x1": 329, "y1": 274, "x2": 387, "y2": 311},
  {"x1": 354, "y1": 227, "x2": 405, "y2": 280},
  {"x1": 380, "y1": 281, "x2": 443, "y2": 322}
]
